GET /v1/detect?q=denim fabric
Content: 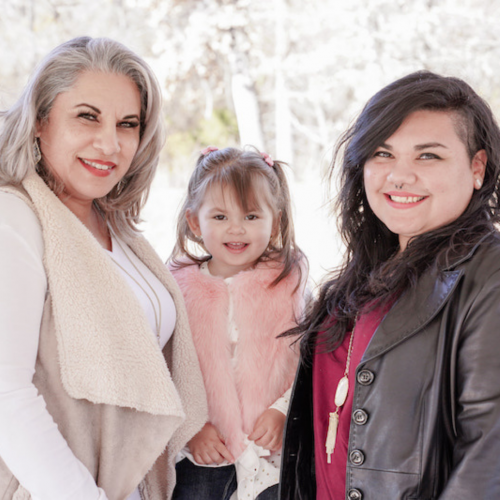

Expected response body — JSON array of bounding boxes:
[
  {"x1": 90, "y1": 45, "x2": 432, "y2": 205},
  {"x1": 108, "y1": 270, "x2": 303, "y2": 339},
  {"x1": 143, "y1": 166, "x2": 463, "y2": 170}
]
[
  {"x1": 172, "y1": 459, "x2": 237, "y2": 500},
  {"x1": 172, "y1": 459, "x2": 279, "y2": 500},
  {"x1": 256, "y1": 484, "x2": 279, "y2": 500}
]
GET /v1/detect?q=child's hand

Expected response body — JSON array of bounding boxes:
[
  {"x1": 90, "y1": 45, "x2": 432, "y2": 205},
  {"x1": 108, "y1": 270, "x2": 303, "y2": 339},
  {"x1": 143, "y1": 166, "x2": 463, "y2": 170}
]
[
  {"x1": 248, "y1": 408, "x2": 286, "y2": 452},
  {"x1": 188, "y1": 423, "x2": 235, "y2": 465}
]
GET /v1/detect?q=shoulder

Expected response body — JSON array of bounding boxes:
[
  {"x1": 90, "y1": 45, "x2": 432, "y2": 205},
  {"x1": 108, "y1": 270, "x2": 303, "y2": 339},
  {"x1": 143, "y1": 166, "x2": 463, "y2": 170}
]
[
  {"x1": 450, "y1": 233, "x2": 500, "y2": 299},
  {"x1": 461, "y1": 233, "x2": 500, "y2": 275},
  {"x1": 168, "y1": 259, "x2": 222, "y2": 291},
  {"x1": 250, "y1": 254, "x2": 308, "y2": 287},
  {"x1": 0, "y1": 191, "x2": 43, "y2": 253},
  {"x1": 168, "y1": 258, "x2": 201, "y2": 278}
]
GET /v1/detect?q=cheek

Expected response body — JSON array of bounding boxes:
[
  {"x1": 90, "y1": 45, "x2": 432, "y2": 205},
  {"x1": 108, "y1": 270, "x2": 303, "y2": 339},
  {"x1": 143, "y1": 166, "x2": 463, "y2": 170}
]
[
  {"x1": 363, "y1": 165, "x2": 384, "y2": 189},
  {"x1": 363, "y1": 169, "x2": 379, "y2": 202},
  {"x1": 122, "y1": 135, "x2": 140, "y2": 161}
]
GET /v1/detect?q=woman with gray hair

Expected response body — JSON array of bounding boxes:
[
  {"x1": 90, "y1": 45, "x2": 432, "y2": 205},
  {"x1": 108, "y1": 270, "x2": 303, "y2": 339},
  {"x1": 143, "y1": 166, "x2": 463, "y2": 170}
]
[{"x1": 0, "y1": 37, "x2": 206, "y2": 500}]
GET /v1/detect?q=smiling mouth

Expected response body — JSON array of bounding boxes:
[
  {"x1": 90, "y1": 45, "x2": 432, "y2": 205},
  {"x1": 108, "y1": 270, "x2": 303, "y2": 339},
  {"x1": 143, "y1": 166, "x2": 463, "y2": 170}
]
[
  {"x1": 79, "y1": 158, "x2": 116, "y2": 171},
  {"x1": 388, "y1": 195, "x2": 426, "y2": 203},
  {"x1": 225, "y1": 242, "x2": 248, "y2": 250}
]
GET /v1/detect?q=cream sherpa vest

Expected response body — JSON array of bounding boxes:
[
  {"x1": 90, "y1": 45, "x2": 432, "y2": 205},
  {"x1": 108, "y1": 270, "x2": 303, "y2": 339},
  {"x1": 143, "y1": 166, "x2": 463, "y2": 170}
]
[
  {"x1": 170, "y1": 261, "x2": 304, "y2": 458},
  {"x1": 0, "y1": 174, "x2": 207, "y2": 500}
]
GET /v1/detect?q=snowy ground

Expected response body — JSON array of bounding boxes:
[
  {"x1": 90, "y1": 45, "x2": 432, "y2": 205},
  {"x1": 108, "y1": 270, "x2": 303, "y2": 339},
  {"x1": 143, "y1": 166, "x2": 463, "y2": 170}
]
[{"x1": 140, "y1": 169, "x2": 345, "y2": 291}]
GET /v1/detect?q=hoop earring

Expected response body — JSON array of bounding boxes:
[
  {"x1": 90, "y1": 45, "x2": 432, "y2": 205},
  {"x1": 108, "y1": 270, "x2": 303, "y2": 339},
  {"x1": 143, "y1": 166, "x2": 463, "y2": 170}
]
[{"x1": 33, "y1": 138, "x2": 41, "y2": 164}]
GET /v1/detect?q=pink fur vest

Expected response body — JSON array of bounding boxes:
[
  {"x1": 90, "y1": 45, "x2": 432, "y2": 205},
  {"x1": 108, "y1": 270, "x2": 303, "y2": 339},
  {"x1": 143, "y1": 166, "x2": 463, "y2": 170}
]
[{"x1": 170, "y1": 261, "x2": 305, "y2": 458}]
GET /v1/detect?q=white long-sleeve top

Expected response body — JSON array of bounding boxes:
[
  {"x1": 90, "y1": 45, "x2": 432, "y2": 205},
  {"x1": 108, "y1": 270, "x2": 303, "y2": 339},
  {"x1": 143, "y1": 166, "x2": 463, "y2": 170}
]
[{"x1": 0, "y1": 192, "x2": 175, "y2": 500}]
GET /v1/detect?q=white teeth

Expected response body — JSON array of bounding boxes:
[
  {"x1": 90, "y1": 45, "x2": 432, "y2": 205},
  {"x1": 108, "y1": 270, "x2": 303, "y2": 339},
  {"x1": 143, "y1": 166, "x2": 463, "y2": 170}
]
[
  {"x1": 226, "y1": 243, "x2": 246, "y2": 248},
  {"x1": 80, "y1": 158, "x2": 114, "y2": 170},
  {"x1": 390, "y1": 195, "x2": 425, "y2": 203}
]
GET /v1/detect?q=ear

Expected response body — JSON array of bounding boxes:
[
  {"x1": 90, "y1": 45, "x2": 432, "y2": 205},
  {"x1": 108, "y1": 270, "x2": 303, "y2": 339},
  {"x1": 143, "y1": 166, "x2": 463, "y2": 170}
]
[
  {"x1": 472, "y1": 149, "x2": 487, "y2": 190},
  {"x1": 35, "y1": 119, "x2": 43, "y2": 137},
  {"x1": 186, "y1": 209, "x2": 201, "y2": 237}
]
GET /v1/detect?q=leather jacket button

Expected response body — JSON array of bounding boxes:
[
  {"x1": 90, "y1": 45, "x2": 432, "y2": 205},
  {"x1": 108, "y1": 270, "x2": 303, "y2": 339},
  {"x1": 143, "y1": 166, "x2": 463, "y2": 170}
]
[
  {"x1": 350, "y1": 449, "x2": 365, "y2": 466},
  {"x1": 357, "y1": 369, "x2": 375, "y2": 385},
  {"x1": 348, "y1": 488, "x2": 363, "y2": 500},
  {"x1": 353, "y1": 409, "x2": 368, "y2": 425}
]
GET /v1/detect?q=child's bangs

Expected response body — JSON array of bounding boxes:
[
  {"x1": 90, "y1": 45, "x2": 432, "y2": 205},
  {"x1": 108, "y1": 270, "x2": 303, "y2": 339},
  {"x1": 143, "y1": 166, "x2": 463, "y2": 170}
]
[{"x1": 206, "y1": 167, "x2": 276, "y2": 214}]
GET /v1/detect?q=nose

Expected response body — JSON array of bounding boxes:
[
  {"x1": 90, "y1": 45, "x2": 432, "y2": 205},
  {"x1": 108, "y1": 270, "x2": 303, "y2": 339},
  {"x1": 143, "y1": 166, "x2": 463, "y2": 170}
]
[
  {"x1": 227, "y1": 220, "x2": 245, "y2": 235},
  {"x1": 93, "y1": 123, "x2": 120, "y2": 156},
  {"x1": 386, "y1": 155, "x2": 417, "y2": 187}
]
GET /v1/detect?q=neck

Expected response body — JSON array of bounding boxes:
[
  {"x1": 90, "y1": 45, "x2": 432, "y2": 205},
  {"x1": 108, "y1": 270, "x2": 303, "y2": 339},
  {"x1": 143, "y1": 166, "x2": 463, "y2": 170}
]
[{"x1": 59, "y1": 194, "x2": 111, "y2": 250}]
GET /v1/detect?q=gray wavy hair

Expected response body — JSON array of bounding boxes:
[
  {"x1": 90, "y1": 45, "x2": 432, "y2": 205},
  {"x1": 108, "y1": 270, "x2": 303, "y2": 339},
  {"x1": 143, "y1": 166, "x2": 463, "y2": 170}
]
[{"x1": 0, "y1": 36, "x2": 165, "y2": 240}]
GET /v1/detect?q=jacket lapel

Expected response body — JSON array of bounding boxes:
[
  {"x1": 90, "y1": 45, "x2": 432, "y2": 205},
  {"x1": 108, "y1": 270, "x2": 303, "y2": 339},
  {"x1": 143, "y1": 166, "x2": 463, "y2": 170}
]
[
  {"x1": 361, "y1": 269, "x2": 463, "y2": 363},
  {"x1": 19, "y1": 173, "x2": 185, "y2": 416}
]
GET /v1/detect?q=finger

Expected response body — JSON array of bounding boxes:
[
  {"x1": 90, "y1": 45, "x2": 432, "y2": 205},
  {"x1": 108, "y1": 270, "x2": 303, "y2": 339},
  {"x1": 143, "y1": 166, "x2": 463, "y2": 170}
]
[
  {"x1": 268, "y1": 436, "x2": 283, "y2": 452},
  {"x1": 272, "y1": 436, "x2": 283, "y2": 451},
  {"x1": 192, "y1": 452, "x2": 206, "y2": 465},
  {"x1": 255, "y1": 431, "x2": 273, "y2": 449},
  {"x1": 201, "y1": 451, "x2": 217, "y2": 465},
  {"x1": 207, "y1": 448, "x2": 224, "y2": 465},
  {"x1": 215, "y1": 441, "x2": 235, "y2": 463},
  {"x1": 248, "y1": 425, "x2": 266, "y2": 442}
]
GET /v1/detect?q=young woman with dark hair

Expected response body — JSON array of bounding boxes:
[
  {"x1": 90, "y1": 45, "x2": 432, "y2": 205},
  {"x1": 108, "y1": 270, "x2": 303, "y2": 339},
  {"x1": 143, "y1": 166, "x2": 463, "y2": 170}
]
[{"x1": 280, "y1": 71, "x2": 500, "y2": 499}]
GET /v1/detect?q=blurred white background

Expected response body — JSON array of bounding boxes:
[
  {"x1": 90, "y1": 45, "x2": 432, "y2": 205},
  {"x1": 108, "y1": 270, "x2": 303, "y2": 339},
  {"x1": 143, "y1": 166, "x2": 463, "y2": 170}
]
[{"x1": 2, "y1": 0, "x2": 499, "y2": 285}]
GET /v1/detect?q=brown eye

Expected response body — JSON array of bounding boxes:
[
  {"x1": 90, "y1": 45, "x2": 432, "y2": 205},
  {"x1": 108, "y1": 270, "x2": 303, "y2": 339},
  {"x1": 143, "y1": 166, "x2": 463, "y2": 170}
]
[
  {"x1": 78, "y1": 112, "x2": 98, "y2": 121},
  {"x1": 373, "y1": 151, "x2": 392, "y2": 158},
  {"x1": 119, "y1": 121, "x2": 140, "y2": 129},
  {"x1": 419, "y1": 152, "x2": 441, "y2": 160}
]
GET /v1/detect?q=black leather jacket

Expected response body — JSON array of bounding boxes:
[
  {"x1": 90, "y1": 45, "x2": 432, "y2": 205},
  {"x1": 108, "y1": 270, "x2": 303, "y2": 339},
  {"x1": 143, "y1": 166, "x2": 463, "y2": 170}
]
[{"x1": 280, "y1": 233, "x2": 500, "y2": 500}]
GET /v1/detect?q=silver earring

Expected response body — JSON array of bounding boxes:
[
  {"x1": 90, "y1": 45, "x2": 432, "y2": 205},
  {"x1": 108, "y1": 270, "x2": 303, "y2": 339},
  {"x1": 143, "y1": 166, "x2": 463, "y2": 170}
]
[
  {"x1": 475, "y1": 178, "x2": 482, "y2": 189},
  {"x1": 395, "y1": 183, "x2": 404, "y2": 190},
  {"x1": 33, "y1": 138, "x2": 41, "y2": 164}
]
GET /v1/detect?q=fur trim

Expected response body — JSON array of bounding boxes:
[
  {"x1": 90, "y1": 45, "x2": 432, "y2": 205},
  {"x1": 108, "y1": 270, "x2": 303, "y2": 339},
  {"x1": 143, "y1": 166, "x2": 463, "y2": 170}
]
[
  {"x1": 171, "y1": 261, "x2": 304, "y2": 458},
  {"x1": 19, "y1": 173, "x2": 184, "y2": 415}
]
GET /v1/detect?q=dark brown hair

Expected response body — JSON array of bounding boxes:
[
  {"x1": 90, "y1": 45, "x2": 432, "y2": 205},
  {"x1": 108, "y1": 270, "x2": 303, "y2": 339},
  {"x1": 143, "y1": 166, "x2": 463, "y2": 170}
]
[{"x1": 295, "y1": 71, "x2": 500, "y2": 357}]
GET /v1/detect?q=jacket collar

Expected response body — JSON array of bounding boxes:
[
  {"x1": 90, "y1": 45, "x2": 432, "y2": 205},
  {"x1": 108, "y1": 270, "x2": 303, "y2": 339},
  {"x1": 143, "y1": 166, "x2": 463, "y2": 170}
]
[
  {"x1": 6, "y1": 173, "x2": 186, "y2": 416},
  {"x1": 361, "y1": 231, "x2": 493, "y2": 363},
  {"x1": 361, "y1": 269, "x2": 462, "y2": 363}
]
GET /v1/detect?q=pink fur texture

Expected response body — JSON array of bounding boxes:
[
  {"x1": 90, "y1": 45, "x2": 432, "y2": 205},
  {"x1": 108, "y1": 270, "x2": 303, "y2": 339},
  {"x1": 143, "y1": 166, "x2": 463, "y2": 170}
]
[{"x1": 170, "y1": 262, "x2": 304, "y2": 458}]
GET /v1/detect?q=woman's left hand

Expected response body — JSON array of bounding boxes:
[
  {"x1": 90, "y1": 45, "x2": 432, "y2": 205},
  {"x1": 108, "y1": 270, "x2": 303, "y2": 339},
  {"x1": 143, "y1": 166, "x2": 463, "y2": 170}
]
[{"x1": 248, "y1": 408, "x2": 286, "y2": 452}]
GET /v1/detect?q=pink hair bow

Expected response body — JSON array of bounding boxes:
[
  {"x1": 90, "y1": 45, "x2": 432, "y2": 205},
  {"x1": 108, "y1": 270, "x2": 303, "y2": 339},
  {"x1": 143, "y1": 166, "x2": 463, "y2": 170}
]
[
  {"x1": 201, "y1": 145, "x2": 219, "y2": 155},
  {"x1": 261, "y1": 152, "x2": 274, "y2": 167}
]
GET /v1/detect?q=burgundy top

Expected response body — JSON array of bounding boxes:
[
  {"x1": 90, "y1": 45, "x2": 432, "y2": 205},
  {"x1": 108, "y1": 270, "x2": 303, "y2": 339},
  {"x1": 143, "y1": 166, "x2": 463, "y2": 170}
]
[{"x1": 313, "y1": 304, "x2": 392, "y2": 499}]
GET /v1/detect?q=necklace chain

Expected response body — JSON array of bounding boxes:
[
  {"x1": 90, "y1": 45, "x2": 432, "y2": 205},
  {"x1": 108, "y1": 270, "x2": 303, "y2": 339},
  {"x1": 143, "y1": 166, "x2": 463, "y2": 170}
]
[
  {"x1": 325, "y1": 315, "x2": 357, "y2": 464},
  {"x1": 110, "y1": 237, "x2": 162, "y2": 346}
]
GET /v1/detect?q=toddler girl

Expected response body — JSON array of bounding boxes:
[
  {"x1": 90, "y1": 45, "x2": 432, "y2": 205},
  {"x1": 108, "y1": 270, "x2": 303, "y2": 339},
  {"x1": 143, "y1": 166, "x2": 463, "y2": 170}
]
[{"x1": 169, "y1": 146, "x2": 307, "y2": 500}]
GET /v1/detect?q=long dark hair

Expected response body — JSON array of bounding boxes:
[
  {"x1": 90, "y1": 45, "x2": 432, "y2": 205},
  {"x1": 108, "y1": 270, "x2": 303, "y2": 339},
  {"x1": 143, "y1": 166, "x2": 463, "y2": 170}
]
[{"x1": 297, "y1": 71, "x2": 500, "y2": 357}]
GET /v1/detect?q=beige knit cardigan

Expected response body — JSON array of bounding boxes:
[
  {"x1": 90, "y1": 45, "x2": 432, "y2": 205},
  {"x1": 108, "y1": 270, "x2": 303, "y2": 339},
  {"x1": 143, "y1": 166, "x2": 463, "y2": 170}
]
[{"x1": 0, "y1": 173, "x2": 207, "y2": 500}]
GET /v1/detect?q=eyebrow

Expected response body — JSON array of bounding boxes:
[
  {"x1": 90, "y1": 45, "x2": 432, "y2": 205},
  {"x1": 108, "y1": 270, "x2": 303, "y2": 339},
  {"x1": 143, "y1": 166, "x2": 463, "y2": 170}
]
[
  {"x1": 207, "y1": 207, "x2": 227, "y2": 213},
  {"x1": 414, "y1": 142, "x2": 448, "y2": 150},
  {"x1": 75, "y1": 103, "x2": 140, "y2": 120},
  {"x1": 380, "y1": 142, "x2": 448, "y2": 151},
  {"x1": 206, "y1": 206, "x2": 263, "y2": 213}
]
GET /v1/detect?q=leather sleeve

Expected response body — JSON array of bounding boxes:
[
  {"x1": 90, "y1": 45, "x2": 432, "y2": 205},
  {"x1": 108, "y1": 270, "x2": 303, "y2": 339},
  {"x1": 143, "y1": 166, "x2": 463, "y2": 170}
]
[{"x1": 439, "y1": 268, "x2": 500, "y2": 499}]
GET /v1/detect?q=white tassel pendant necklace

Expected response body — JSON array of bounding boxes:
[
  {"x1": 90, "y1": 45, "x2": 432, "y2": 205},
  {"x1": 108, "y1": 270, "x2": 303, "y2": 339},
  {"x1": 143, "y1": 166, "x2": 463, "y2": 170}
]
[{"x1": 325, "y1": 320, "x2": 356, "y2": 464}]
